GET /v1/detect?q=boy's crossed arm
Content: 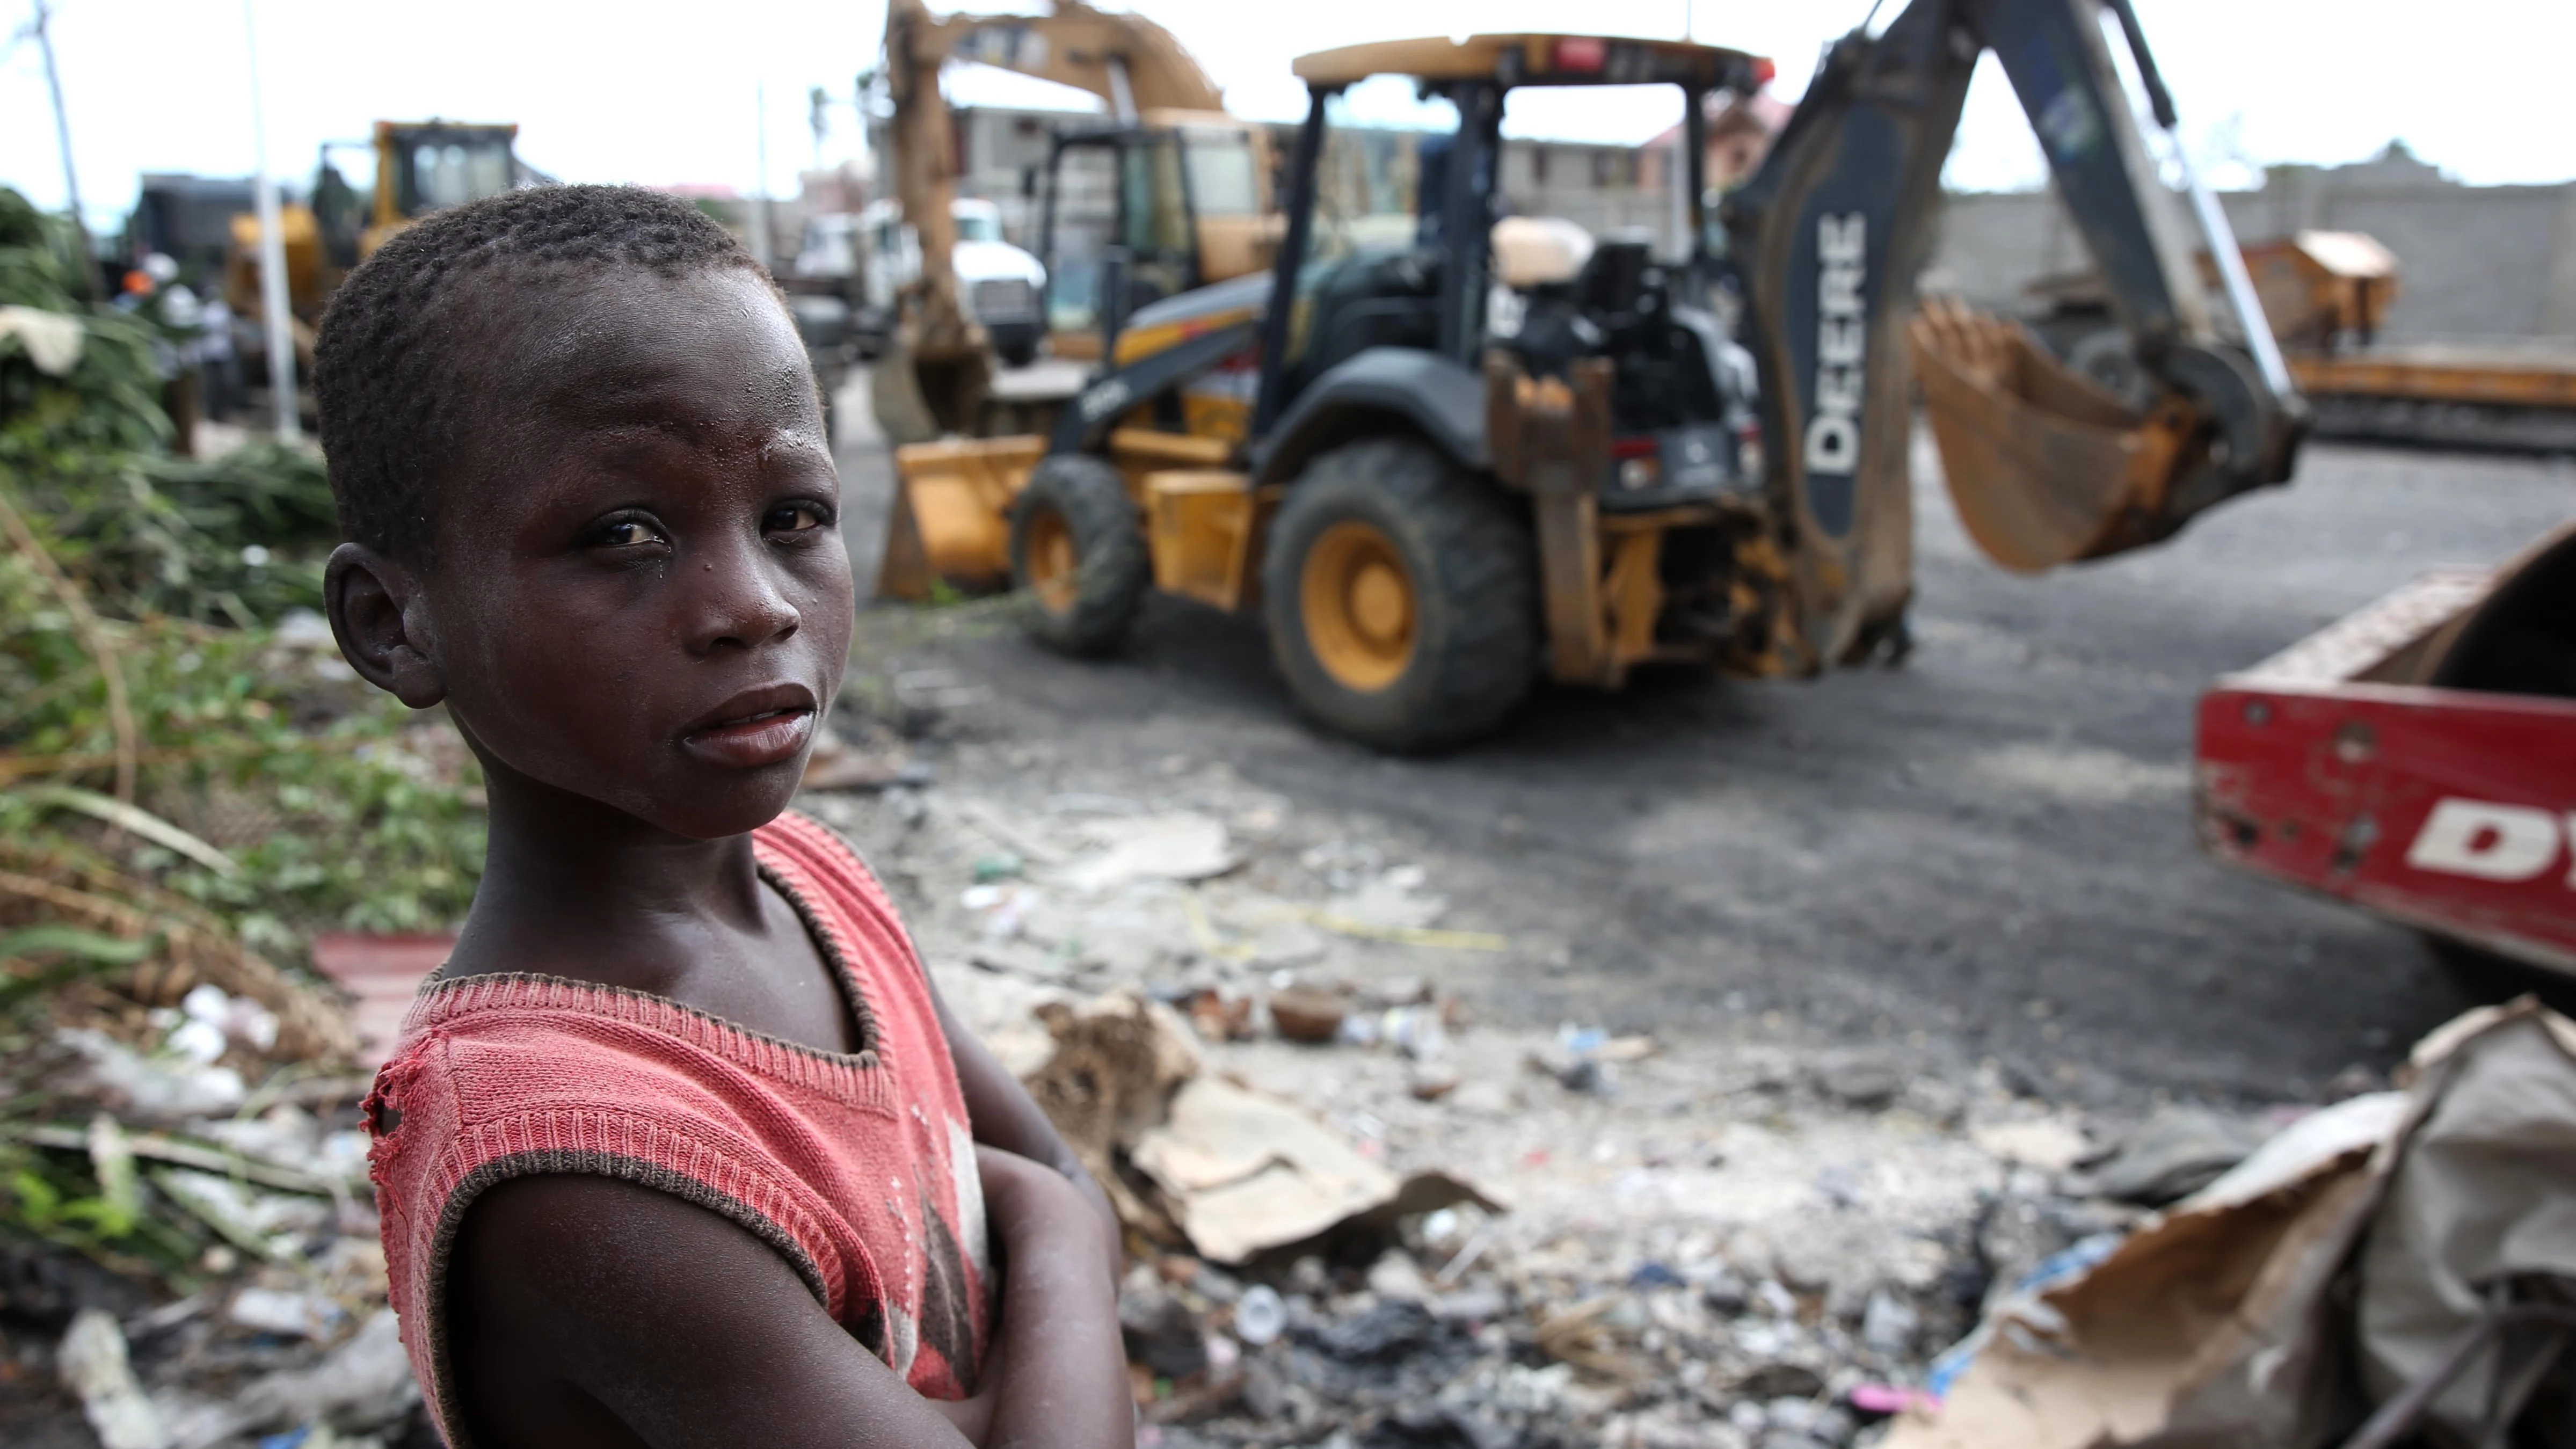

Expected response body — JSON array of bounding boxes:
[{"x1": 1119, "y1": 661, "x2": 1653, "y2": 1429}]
[
  {"x1": 443, "y1": 978, "x2": 1128, "y2": 1447},
  {"x1": 927, "y1": 974, "x2": 1124, "y2": 1269},
  {"x1": 449, "y1": 1145, "x2": 1129, "y2": 1448}
]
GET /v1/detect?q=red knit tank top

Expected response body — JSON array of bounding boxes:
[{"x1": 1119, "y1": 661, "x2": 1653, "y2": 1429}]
[{"x1": 366, "y1": 813, "x2": 989, "y2": 1445}]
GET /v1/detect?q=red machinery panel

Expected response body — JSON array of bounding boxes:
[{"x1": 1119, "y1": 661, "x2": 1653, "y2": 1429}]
[{"x1": 2196, "y1": 570, "x2": 2576, "y2": 974}]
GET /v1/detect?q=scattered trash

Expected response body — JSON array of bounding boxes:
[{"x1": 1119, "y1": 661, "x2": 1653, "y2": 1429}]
[
  {"x1": 57, "y1": 1027, "x2": 248, "y2": 1121},
  {"x1": 1408, "y1": 1065, "x2": 1461, "y2": 1101},
  {"x1": 1526, "y1": 1025, "x2": 1651, "y2": 1096},
  {"x1": 1628, "y1": 1261, "x2": 1685, "y2": 1290},
  {"x1": 968, "y1": 940, "x2": 1076, "y2": 982},
  {"x1": 1269, "y1": 985, "x2": 1350, "y2": 1044},
  {"x1": 1132, "y1": 1076, "x2": 1473, "y2": 1263},
  {"x1": 1122, "y1": 1269, "x2": 1212, "y2": 1379},
  {"x1": 1017, "y1": 988, "x2": 1497, "y2": 1264},
  {"x1": 1849, "y1": 1383, "x2": 1940, "y2": 1418},
  {"x1": 2079, "y1": 1104, "x2": 2271, "y2": 1205},
  {"x1": 59, "y1": 1309, "x2": 171, "y2": 1449},
  {"x1": 1063, "y1": 813, "x2": 1234, "y2": 893},
  {"x1": 1860, "y1": 1288, "x2": 1922, "y2": 1353},
  {"x1": 163, "y1": 1309, "x2": 422, "y2": 1446},
  {"x1": 1891, "y1": 1000, "x2": 2576, "y2": 1449},
  {"x1": 229, "y1": 1286, "x2": 346, "y2": 1339},
  {"x1": 1182, "y1": 988, "x2": 1254, "y2": 1043},
  {"x1": 1350, "y1": 1004, "x2": 1445, "y2": 1061},
  {"x1": 799, "y1": 731, "x2": 934, "y2": 792},
  {"x1": 1233, "y1": 1284, "x2": 1288, "y2": 1346},
  {"x1": 1814, "y1": 1058, "x2": 1904, "y2": 1110},
  {"x1": 1966, "y1": 1117, "x2": 2090, "y2": 1171}
]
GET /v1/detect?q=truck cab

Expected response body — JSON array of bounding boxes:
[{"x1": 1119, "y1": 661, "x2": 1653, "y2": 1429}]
[{"x1": 853, "y1": 197, "x2": 1049, "y2": 367}]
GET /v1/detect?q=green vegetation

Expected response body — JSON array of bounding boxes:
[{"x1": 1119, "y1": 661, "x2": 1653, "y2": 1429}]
[
  {"x1": 0, "y1": 183, "x2": 484, "y2": 947},
  {"x1": 2, "y1": 180, "x2": 491, "y2": 1280}
]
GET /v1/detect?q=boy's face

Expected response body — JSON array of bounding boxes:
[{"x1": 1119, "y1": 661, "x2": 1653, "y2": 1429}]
[{"x1": 403, "y1": 267, "x2": 852, "y2": 840}]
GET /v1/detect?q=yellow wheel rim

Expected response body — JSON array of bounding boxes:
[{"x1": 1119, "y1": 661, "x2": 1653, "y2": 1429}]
[
  {"x1": 1024, "y1": 508, "x2": 1078, "y2": 614},
  {"x1": 1300, "y1": 520, "x2": 1416, "y2": 693}
]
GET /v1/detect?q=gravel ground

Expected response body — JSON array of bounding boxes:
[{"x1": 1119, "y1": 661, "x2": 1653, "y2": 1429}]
[
  {"x1": 809, "y1": 400, "x2": 2572, "y2": 1440},
  {"x1": 834, "y1": 375, "x2": 2576, "y2": 1113}
]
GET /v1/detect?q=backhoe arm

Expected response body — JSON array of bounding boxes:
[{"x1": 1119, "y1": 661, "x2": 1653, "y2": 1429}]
[
  {"x1": 875, "y1": 0, "x2": 1233, "y2": 440},
  {"x1": 911, "y1": 0, "x2": 1224, "y2": 119},
  {"x1": 1724, "y1": 0, "x2": 2303, "y2": 671}
]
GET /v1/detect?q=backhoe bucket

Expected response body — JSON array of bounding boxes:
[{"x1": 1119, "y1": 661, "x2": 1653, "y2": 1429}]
[
  {"x1": 869, "y1": 326, "x2": 999, "y2": 449},
  {"x1": 874, "y1": 435, "x2": 1044, "y2": 600},
  {"x1": 1911, "y1": 300, "x2": 2192, "y2": 574}
]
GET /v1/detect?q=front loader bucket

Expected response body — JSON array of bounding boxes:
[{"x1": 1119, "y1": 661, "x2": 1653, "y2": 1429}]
[
  {"x1": 868, "y1": 310, "x2": 995, "y2": 449},
  {"x1": 1911, "y1": 300, "x2": 2193, "y2": 574},
  {"x1": 874, "y1": 435, "x2": 1045, "y2": 600},
  {"x1": 869, "y1": 334, "x2": 944, "y2": 449}
]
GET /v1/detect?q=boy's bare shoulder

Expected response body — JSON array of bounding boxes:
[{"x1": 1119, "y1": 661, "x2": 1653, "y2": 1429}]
[{"x1": 447, "y1": 1176, "x2": 980, "y2": 1447}]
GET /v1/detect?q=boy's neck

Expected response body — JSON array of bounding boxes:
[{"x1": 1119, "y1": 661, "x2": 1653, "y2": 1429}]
[{"x1": 456, "y1": 759, "x2": 773, "y2": 974}]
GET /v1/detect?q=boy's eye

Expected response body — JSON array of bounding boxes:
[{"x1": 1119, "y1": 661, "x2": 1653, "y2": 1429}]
[
  {"x1": 592, "y1": 517, "x2": 667, "y2": 549},
  {"x1": 766, "y1": 503, "x2": 828, "y2": 534}
]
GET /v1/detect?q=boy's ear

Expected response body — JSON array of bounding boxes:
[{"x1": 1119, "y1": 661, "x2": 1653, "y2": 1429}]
[{"x1": 326, "y1": 542, "x2": 446, "y2": 709}]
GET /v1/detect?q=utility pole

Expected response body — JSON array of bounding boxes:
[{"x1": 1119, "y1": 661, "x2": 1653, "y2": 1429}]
[
  {"x1": 31, "y1": 1, "x2": 101, "y2": 301},
  {"x1": 749, "y1": 85, "x2": 776, "y2": 271},
  {"x1": 243, "y1": 0, "x2": 299, "y2": 440}
]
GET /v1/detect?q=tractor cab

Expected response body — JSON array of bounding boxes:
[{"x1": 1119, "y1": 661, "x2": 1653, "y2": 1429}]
[
  {"x1": 359, "y1": 121, "x2": 526, "y2": 257},
  {"x1": 1246, "y1": 35, "x2": 1771, "y2": 508},
  {"x1": 1034, "y1": 111, "x2": 1272, "y2": 360},
  {"x1": 251, "y1": 120, "x2": 529, "y2": 319}
]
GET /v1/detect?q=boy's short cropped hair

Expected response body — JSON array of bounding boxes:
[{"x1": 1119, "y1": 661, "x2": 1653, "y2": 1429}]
[{"x1": 312, "y1": 184, "x2": 768, "y2": 564}]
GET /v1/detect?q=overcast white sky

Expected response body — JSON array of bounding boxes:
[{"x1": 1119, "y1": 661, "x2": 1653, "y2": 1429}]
[{"x1": 4, "y1": 0, "x2": 2570, "y2": 235}]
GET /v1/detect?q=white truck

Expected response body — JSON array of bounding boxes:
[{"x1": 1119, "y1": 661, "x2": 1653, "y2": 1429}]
[{"x1": 797, "y1": 197, "x2": 1047, "y2": 368}]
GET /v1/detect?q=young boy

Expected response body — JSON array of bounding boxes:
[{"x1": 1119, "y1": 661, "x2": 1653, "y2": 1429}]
[{"x1": 316, "y1": 185, "x2": 1131, "y2": 1448}]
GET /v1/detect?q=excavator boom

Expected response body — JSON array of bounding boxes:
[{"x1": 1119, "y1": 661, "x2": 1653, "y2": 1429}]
[
  {"x1": 875, "y1": 0, "x2": 1242, "y2": 436},
  {"x1": 1725, "y1": 0, "x2": 2304, "y2": 667}
]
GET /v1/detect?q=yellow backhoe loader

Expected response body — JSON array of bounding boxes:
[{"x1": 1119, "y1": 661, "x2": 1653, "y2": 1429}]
[
  {"x1": 881, "y1": 0, "x2": 2308, "y2": 752},
  {"x1": 872, "y1": 0, "x2": 1274, "y2": 441}
]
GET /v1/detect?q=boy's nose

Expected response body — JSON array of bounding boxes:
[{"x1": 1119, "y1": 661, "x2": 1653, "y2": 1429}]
[{"x1": 681, "y1": 543, "x2": 801, "y2": 654}]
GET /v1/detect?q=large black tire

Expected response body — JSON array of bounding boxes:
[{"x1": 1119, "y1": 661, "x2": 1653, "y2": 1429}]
[
  {"x1": 1009, "y1": 454, "x2": 1150, "y2": 657},
  {"x1": 1262, "y1": 438, "x2": 1538, "y2": 752}
]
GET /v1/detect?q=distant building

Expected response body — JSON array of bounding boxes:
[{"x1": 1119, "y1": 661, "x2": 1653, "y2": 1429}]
[{"x1": 1929, "y1": 143, "x2": 2576, "y2": 343}]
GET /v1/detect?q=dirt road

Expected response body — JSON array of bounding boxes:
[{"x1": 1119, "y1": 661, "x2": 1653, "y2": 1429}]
[{"x1": 835, "y1": 384, "x2": 2573, "y2": 1110}]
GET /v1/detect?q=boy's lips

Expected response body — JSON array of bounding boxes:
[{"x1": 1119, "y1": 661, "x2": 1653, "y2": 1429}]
[{"x1": 680, "y1": 685, "x2": 817, "y2": 769}]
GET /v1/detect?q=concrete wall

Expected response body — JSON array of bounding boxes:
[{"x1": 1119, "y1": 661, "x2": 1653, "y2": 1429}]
[{"x1": 1929, "y1": 149, "x2": 2576, "y2": 342}]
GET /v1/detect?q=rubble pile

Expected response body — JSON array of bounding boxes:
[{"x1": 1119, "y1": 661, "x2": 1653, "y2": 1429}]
[
  {"x1": 0, "y1": 975, "x2": 430, "y2": 1447},
  {"x1": 13, "y1": 695, "x2": 2555, "y2": 1447},
  {"x1": 792, "y1": 754, "x2": 2298, "y2": 1447}
]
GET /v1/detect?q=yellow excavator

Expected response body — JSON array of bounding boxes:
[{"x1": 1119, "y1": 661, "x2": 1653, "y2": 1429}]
[
  {"x1": 224, "y1": 120, "x2": 528, "y2": 346},
  {"x1": 881, "y1": 0, "x2": 2309, "y2": 751},
  {"x1": 871, "y1": 0, "x2": 1274, "y2": 441}
]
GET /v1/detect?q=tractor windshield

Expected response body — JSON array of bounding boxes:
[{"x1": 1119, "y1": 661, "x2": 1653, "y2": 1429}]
[
  {"x1": 1498, "y1": 84, "x2": 1695, "y2": 264},
  {"x1": 395, "y1": 133, "x2": 515, "y2": 217},
  {"x1": 1043, "y1": 139, "x2": 1120, "y2": 336},
  {"x1": 1310, "y1": 81, "x2": 1458, "y2": 262},
  {"x1": 1179, "y1": 127, "x2": 1262, "y2": 217}
]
